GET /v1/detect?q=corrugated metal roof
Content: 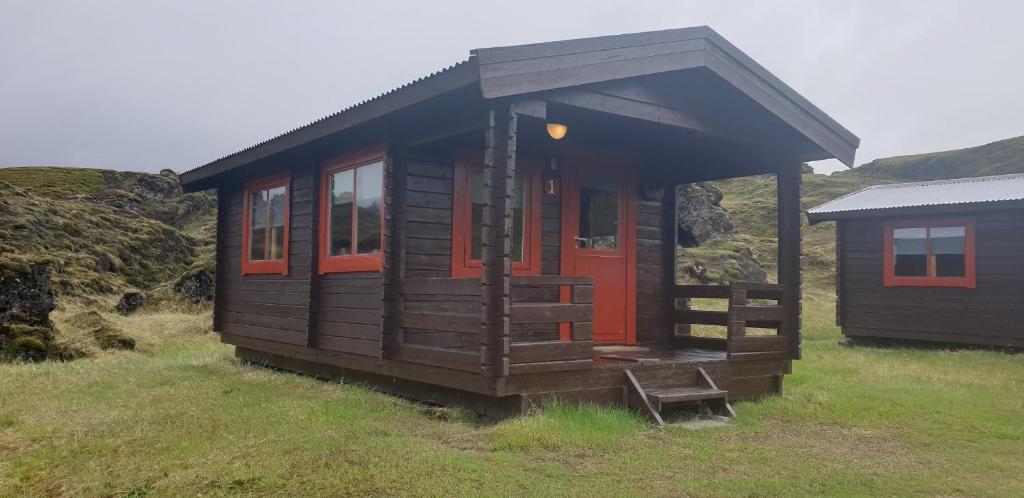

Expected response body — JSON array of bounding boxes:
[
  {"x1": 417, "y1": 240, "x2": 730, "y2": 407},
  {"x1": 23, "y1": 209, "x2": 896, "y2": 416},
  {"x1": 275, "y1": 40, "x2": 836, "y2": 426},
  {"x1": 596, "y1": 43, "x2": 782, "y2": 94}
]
[
  {"x1": 808, "y1": 173, "x2": 1024, "y2": 217},
  {"x1": 180, "y1": 58, "x2": 474, "y2": 181}
]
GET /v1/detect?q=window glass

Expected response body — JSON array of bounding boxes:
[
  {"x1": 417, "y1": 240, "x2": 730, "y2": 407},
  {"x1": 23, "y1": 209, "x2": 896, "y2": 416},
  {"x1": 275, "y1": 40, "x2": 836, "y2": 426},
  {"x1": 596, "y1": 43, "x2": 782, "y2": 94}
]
[
  {"x1": 329, "y1": 169, "x2": 354, "y2": 256},
  {"x1": 267, "y1": 186, "x2": 287, "y2": 260},
  {"x1": 578, "y1": 173, "x2": 619, "y2": 250},
  {"x1": 931, "y1": 226, "x2": 966, "y2": 277},
  {"x1": 469, "y1": 170, "x2": 525, "y2": 261},
  {"x1": 249, "y1": 190, "x2": 268, "y2": 261},
  {"x1": 355, "y1": 162, "x2": 383, "y2": 254},
  {"x1": 893, "y1": 227, "x2": 927, "y2": 276}
]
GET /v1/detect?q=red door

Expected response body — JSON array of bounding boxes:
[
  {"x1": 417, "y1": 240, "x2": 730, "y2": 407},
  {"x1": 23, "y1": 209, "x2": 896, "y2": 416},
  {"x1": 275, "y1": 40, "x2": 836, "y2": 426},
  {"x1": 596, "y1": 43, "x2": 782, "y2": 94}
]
[{"x1": 561, "y1": 159, "x2": 636, "y2": 345}]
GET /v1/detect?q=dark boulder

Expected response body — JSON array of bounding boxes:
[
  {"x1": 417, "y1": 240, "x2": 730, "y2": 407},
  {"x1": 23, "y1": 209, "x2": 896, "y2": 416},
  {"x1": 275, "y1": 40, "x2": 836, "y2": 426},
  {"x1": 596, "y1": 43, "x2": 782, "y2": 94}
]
[
  {"x1": 115, "y1": 291, "x2": 144, "y2": 315},
  {"x1": 676, "y1": 183, "x2": 734, "y2": 247},
  {"x1": 175, "y1": 263, "x2": 215, "y2": 303}
]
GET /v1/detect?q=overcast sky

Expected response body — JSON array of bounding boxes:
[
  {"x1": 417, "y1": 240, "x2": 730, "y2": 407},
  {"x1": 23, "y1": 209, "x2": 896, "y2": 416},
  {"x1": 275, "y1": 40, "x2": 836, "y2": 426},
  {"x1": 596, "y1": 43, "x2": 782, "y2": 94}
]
[{"x1": 2, "y1": 1, "x2": 1022, "y2": 174}]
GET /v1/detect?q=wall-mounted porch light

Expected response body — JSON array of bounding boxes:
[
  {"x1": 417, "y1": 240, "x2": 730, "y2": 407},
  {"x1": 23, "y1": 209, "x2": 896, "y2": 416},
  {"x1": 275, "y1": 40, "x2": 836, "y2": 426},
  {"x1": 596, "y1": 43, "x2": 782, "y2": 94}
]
[{"x1": 546, "y1": 122, "x2": 568, "y2": 140}]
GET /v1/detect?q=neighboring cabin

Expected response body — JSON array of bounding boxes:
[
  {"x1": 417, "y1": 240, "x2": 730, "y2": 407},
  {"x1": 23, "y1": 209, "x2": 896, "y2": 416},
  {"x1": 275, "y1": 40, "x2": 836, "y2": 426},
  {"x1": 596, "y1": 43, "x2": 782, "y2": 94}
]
[
  {"x1": 808, "y1": 174, "x2": 1024, "y2": 349},
  {"x1": 180, "y1": 27, "x2": 860, "y2": 423}
]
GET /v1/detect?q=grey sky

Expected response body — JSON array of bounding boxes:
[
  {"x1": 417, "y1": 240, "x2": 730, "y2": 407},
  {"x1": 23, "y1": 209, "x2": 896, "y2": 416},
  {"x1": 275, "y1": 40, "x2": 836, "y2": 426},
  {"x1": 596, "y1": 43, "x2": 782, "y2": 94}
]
[{"x1": 2, "y1": 1, "x2": 1022, "y2": 174}]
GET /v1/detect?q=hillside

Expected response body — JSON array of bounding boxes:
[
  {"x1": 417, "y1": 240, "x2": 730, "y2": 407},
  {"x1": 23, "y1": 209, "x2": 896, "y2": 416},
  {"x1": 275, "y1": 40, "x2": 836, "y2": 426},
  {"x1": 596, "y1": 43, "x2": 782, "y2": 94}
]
[
  {"x1": 0, "y1": 167, "x2": 215, "y2": 297},
  {"x1": 703, "y1": 135, "x2": 1024, "y2": 290}
]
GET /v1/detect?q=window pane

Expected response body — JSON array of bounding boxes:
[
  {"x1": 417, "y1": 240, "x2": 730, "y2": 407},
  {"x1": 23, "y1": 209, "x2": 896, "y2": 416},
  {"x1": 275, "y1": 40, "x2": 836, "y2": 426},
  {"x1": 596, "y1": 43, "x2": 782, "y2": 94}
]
[
  {"x1": 579, "y1": 173, "x2": 619, "y2": 250},
  {"x1": 511, "y1": 176, "x2": 525, "y2": 262},
  {"x1": 931, "y1": 226, "x2": 966, "y2": 277},
  {"x1": 267, "y1": 186, "x2": 287, "y2": 260},
  {"x1": 355, "y1": 162, "x2": 383, "y2": 254},
  {"x1": 470, "y1": 171, "x2": 485, "y2": 260},
  {"x1": 330, "y1": 169, "x2": 354, "y2": 256},
  {"x1": 249, "y1": 190, "x2": 267, "y2": 261},
  {"x1": 893, "y1": 227, "x2": 926, "y2": 277},
  {"x1": 469, "y1": 170, "x2": 524, "y2": 262}
]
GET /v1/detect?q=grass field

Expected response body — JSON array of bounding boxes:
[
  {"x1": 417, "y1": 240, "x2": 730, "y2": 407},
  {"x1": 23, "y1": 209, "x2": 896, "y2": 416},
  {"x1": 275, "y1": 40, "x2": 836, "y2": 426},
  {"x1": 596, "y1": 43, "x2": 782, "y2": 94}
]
[{"x1": 1, "y1": 293, "x2": 1022, "y2": 497}]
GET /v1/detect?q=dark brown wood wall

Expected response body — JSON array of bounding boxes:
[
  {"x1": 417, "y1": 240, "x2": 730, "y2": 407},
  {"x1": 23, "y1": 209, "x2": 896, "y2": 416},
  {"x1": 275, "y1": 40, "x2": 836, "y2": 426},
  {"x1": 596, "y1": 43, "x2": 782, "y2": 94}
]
[
  {"x1": 217, "y1": 168, "x2": 314, "y2": 347},
  {"x1": 838, "y1": 210, "x2": 1024, "y2": 348},
  {"x1": 635, "y1": 183, "x2": 674, "y2": 344}
]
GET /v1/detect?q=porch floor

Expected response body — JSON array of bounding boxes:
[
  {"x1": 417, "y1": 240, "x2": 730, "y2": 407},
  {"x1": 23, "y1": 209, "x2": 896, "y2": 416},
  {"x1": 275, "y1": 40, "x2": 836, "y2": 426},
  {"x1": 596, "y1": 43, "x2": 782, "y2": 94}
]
[{"x1": 592, "y1": 344, "x2": 726, "y2": 368}]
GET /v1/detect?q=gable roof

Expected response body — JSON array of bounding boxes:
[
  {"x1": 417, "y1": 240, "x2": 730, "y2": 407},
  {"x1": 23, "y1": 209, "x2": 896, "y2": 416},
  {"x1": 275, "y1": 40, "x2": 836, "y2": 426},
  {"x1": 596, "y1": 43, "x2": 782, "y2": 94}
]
[
  {"x1": 180, "y1": 27, "x2": 859, "y2": 189},
  {"x1": 807, "y1": 173, "x2": 1024, "y2": 223}
]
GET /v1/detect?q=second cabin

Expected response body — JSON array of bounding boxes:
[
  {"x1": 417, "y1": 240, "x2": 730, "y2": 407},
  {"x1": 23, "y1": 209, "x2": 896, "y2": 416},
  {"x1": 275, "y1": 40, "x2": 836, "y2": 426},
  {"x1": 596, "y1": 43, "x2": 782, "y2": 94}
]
[{"x1": 180, "y1": 27, "x2": 860, "y2": 423}]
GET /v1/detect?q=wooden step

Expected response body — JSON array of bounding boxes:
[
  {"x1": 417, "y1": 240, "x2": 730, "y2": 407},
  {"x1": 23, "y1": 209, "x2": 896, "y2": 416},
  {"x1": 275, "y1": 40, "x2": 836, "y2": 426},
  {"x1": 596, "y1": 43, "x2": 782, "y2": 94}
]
[
  {"x1": 624, "y1": 367, "x2": 736, "y2": 426},
  {"x1": 646, "y1": 386, "x2": 727, "y2": 408}
]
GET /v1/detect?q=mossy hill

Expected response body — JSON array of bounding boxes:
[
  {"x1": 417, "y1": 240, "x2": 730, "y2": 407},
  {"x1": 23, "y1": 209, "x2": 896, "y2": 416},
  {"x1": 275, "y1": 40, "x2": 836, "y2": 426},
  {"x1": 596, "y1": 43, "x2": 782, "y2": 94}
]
[
  {"x1": 698, "y1": 135, "x2": 1024, "y2": 289},
  {"x1": 0, "y1": 167, "x2": 215, "y2": 297}
]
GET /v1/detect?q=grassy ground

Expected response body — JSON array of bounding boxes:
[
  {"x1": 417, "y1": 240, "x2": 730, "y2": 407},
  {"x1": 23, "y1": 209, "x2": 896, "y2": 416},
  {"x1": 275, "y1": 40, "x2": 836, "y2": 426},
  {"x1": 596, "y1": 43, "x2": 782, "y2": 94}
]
[{"x1": 1, "y1": 294, "x2": 1021, "y2": 497}]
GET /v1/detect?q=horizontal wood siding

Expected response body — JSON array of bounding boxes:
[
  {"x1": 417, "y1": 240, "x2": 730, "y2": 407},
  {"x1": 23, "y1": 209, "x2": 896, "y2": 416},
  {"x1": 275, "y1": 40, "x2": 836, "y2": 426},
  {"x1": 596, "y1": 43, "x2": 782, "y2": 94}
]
[
  {"x1": 839, "y1": 210, "x2": 1024, "y2": 348},
  {"x1": 635, "y1": 184, "x2": 671, "y2": 343},
  {"x1": 316, "y1": 272, "x2": 383, "y2": 357},
  {"x1": 404, "y1": 158, "x2": 453, "y2": 278},
  {"x1": 217, "y1": 168, "x2": 314, "y2": 347}
]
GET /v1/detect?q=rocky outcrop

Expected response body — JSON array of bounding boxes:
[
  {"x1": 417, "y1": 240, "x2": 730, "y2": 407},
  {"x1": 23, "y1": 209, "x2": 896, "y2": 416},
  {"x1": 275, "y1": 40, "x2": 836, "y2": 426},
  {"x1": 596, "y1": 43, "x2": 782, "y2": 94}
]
[
  {"x1": 0, "y1": 260, "x2": 58, "y2": 361},
  {"x1": 675, "y1": 183, "x2": 766, "y2": 285},
  {"x1": 676, "y1": 182, "x2": 734, "y2": 247}
]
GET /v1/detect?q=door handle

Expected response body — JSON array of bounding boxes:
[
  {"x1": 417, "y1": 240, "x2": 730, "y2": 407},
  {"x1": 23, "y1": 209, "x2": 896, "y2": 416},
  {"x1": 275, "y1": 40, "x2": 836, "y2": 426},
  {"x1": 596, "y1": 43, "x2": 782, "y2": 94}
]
[{"x1": 573, "y1": 236, "x2": 589, "y2": 247}]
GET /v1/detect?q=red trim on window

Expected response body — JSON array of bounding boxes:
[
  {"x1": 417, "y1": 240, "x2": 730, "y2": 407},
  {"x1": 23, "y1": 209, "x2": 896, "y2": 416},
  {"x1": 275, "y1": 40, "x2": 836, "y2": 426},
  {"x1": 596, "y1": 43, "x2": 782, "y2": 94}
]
[
  {"x1": 450, "y1": 150, "x2": 543, "y2": 278},
  {"x1": 241, "y1": 172, "x2": 290, "y2": 276},
  {"x1": 882, "y1": 217, "x2": 976, "y2": 288},
  {"x1": 318, "y1": 146, "x2": 387, "y2": 274}
]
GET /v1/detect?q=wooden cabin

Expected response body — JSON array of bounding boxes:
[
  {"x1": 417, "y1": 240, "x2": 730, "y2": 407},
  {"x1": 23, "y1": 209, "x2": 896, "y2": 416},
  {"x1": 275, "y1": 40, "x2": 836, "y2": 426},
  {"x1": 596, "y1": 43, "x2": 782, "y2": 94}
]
[
  {"x1": 809, "y1": 174, "x2": 1024, "y2": 349},
  {"x1": 180, "y1": 27, "x2": 859, "y2": 423}
]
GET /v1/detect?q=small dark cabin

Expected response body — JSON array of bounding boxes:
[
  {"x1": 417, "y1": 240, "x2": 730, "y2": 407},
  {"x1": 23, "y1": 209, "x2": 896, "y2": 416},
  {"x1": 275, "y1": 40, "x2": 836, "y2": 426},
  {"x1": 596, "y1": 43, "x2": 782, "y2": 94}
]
[
  {"x1": 808, "y1": 174, "x2": 1024, "y2": 349},
  {"x1": 180, "y1": 27, "x2": 860, "y2": 423}
]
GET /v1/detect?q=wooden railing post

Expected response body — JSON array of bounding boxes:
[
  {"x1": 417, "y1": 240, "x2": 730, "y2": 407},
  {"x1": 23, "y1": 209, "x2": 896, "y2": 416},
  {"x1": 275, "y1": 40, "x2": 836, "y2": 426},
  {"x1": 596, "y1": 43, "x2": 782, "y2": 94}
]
[
  {"x1": 480, "y1": 107, "x2": 516, "y2": 376},
  {"x1": 726, "y1": 285, "x2": 747, "y2": 338},
  {"x1": 777, "y1": 162, "x2": 803, "y2": 359}
]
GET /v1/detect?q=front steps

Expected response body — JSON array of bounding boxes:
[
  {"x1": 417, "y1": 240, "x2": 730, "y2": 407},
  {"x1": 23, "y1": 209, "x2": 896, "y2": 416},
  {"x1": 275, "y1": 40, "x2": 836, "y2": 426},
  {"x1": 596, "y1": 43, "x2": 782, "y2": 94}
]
[{"x1": 625, "y1": 367, "x2": 735, "y2": 427}]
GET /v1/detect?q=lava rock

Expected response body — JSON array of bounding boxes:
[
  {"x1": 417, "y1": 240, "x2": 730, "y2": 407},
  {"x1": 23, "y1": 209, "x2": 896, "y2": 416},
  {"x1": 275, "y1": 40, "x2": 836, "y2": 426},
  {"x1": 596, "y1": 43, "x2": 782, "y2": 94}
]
[
  {"x1": 115, "y1": 291, "x2": 144, "y2": 315},
  {"x1": 0, "y1": 262, "x2": 55, "y2": 327},
  {"x1": 676, "y1": 182, "x2": 734, "y2": 247},
  {"x1": 175, "y1": 266, "x2": 215, "y2": 303}
]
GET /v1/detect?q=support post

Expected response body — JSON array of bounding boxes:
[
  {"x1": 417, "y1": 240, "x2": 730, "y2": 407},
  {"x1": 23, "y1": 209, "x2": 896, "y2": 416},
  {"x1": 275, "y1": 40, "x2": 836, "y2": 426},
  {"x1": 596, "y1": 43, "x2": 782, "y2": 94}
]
[
  {"x1": 777, "y1": 162, "x2": 802, "y2": 359},
  {"x1": 480, "y1": 107, "x2": 516, "y2": 376},
  {"x1": 662, "y1": 184, "x2": 686, "y2": 338}
]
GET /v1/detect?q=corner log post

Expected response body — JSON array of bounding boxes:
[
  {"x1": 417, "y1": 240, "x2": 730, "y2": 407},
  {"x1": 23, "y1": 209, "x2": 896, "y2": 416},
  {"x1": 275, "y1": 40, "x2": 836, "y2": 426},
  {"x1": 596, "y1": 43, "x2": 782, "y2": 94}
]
[
  {"x1": 776, "y1": 161, "x2": 802, "y2": 360},
  {"x1": 480, "y1": 106, "x2": 517, "y2": 377},
  {"x1": 381, "y1": 146, "x2": 407, "y2": 355}
]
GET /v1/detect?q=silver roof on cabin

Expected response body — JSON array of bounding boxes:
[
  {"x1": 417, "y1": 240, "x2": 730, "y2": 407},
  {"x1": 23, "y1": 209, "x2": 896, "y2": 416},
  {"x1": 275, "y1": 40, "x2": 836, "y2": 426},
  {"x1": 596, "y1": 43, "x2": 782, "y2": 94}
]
[{"x1": 808, "y1": 173, "x2": 1024, "y2": 216}]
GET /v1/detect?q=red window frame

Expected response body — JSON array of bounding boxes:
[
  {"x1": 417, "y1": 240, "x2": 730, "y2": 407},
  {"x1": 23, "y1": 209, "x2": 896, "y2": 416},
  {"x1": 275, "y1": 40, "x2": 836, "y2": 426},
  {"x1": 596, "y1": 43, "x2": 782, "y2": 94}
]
[
  {"x1": 451, "y1": 150, "x2": 543, "y2": 278},
  {"x1": 883, "y1": 217, "x2": 976, "y2": 288},
  {"x1": 241, "y1": 172, "x2": 290, "y2": 276},
  {"x1": 318, "y1": 146, "x2": 387, "y2": 274}
]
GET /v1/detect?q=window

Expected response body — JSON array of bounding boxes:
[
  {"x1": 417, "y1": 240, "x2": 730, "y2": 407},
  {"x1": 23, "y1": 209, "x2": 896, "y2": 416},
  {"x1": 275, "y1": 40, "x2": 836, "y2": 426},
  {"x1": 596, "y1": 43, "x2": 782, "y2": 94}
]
[
  {"x1": 319, "y1": 147, "x2": 386, "y2": 273},
  {"x1": 241, "y1": 172, "x2": 290, "y2": 275},
  {"x1": 451, "y1": 152, "x2": 542, "y2": 278},
  {"x1": 577, "y1": 172, "x2": 620, "y2": 250},
  {"x1": 883, "y1": 218, "x2": 975, "y2": 288}
]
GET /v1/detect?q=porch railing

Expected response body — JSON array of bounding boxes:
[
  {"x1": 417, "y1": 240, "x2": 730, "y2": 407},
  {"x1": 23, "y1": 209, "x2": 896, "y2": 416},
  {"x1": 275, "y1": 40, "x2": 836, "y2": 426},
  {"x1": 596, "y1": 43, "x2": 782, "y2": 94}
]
[
  {"x1": 390, "y1": 276, "x2": 594, "y2": 375},
  {"x1": 670, "y1": 282, "x2": 793, "y2": 360}
]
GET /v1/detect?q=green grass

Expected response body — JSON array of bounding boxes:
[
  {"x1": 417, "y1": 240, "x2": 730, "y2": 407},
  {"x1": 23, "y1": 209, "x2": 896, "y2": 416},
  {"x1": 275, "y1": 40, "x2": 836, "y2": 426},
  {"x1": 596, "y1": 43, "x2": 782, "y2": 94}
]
[
  {"x1": 0, "y1": 167, "x2": 108, "y2": 198},
  {"x1": 1, "y1": 296, "x2": 1022, "y2": 497}
]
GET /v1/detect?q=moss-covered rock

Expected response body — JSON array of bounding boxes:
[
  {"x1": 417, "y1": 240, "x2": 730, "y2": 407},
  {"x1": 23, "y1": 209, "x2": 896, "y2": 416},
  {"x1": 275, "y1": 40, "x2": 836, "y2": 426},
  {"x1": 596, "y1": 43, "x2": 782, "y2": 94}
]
[
  {"x1": 67, "y1": 311, "x2": 136, "y2": 350},
  {"x1": 0, "y1": 168, "x2": 214, "y2": 298}
]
